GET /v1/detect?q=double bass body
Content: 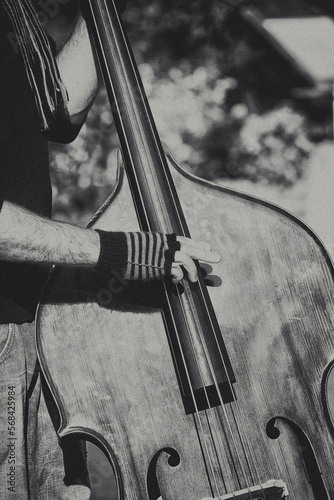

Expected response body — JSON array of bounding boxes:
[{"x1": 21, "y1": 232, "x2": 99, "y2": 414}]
[
  {"x1": 37, "y1": 1, "x2": 334, "y2": 498},
  {"x1": 38, "y1": 150, "x2": 334, "y2": 498}
]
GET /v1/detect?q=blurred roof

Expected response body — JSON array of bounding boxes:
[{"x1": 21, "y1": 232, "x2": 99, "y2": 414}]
[{"x1": 239, "y1": 0, "x2": 334, "y2": 91}]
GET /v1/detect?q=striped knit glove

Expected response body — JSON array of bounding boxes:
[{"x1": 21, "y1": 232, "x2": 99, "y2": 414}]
[{"x1": 94, "y1": 230, "x2": 181, "y2": 281}]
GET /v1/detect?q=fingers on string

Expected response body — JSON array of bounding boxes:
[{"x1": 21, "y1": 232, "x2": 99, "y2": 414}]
[
  {"x1": 177, "y1": 236, "x2": 220, "y2": 263},
  {"x1": 172, "y1": 252, "x2": 198, "y2": 283},
  {"x1": 168, "y1": 235, "x2": 221, "y2": 284}
]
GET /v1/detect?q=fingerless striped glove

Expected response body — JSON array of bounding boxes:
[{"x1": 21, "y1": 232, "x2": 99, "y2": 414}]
[{"x1": 94, "y1": 230, "x2": 180, "y2": 281}]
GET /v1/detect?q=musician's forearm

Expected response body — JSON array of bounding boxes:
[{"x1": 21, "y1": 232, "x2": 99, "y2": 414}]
[
  {"x1": 0, "y1": 201, "x2": 100, "y2": 266},
  {"x1": 56, "y1": 14, "x2": 101, "y2": 124}
]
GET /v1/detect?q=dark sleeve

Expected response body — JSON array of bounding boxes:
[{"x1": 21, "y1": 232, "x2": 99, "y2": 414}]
[
  {"x1": 0, "y1": 198, "x2": 3, "y2": 212},
  {"x1": 42, "y1": 115, "x2": 84, "y2": 144}
]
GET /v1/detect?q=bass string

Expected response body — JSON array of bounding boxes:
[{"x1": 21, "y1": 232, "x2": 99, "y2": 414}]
[
  {"x1": 172, "y1": 281, "x2": 261, "y2": 499},
  {"x1": 197, "y1": 316, "x2": 274, "y2": 500},
  {"x1": 212, "y1": 406, "x2": 268, "y2": 500},
  {"x1": 162, "y1": 280, "x2": 226, "y2": 497},
  {"x1": 110, "y1": 10, "x2": 263, "y2": 495},
  {"x1": 89, "y1": 1, "x2": 269, "y2": 497},
  {"x1": 178, "y1": 289, "x2": 269, "y2": 500},
  {"x1": 161, "y1": 267, "x2": 254, "y2": 496},
  {"x1": 199, "y1": 406, "x2": 242, "y2": 495},
  {"x1": 165, "y1": 257, "x2": 269, "y2": 494}
]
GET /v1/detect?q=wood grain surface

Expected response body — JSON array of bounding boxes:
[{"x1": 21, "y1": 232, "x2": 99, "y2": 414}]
[{"x1": 37, "y1": 153, "x2": 334, "y2": 499}]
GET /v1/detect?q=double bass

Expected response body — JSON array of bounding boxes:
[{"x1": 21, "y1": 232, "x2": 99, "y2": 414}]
[{"x1": 37, "y1": 1, "x2": 334, "y2": 498}]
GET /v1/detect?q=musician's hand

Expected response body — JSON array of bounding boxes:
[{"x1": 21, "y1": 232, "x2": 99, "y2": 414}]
[
  {"x1": 171, "y1": 236, "x2": 220, "y2": 285},
  {"x1": 95, "y1": 231, "x2": 220, "y2": 283}
]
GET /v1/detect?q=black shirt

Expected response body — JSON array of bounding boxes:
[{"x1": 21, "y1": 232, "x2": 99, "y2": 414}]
[{"x1": 0, "y1": 5, "x2": 80, "y2": 323}]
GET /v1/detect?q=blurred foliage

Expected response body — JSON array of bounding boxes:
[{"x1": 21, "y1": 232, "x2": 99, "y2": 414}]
[
  {"x1": 50, "y1": 0, "x2": 332, "y2": 224},
  {"x1": 226, "y1": 105, "x2": 312, "y2": 185}
]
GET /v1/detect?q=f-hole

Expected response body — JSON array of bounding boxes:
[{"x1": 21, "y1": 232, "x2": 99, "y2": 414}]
[
  {"x1": 146, "y1": 447, "x2": 181, "y2": 500},
  {"x1": 266, "y1": 417, "x2": 329, "y2": 500},
  {"x1": 86, "y1": 445, "x2": 180, "y2": 499}
]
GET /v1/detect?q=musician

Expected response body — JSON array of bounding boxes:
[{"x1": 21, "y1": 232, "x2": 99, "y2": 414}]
[{"x1": 0, "y1": 0, "x2": 220, "y2": 498}]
